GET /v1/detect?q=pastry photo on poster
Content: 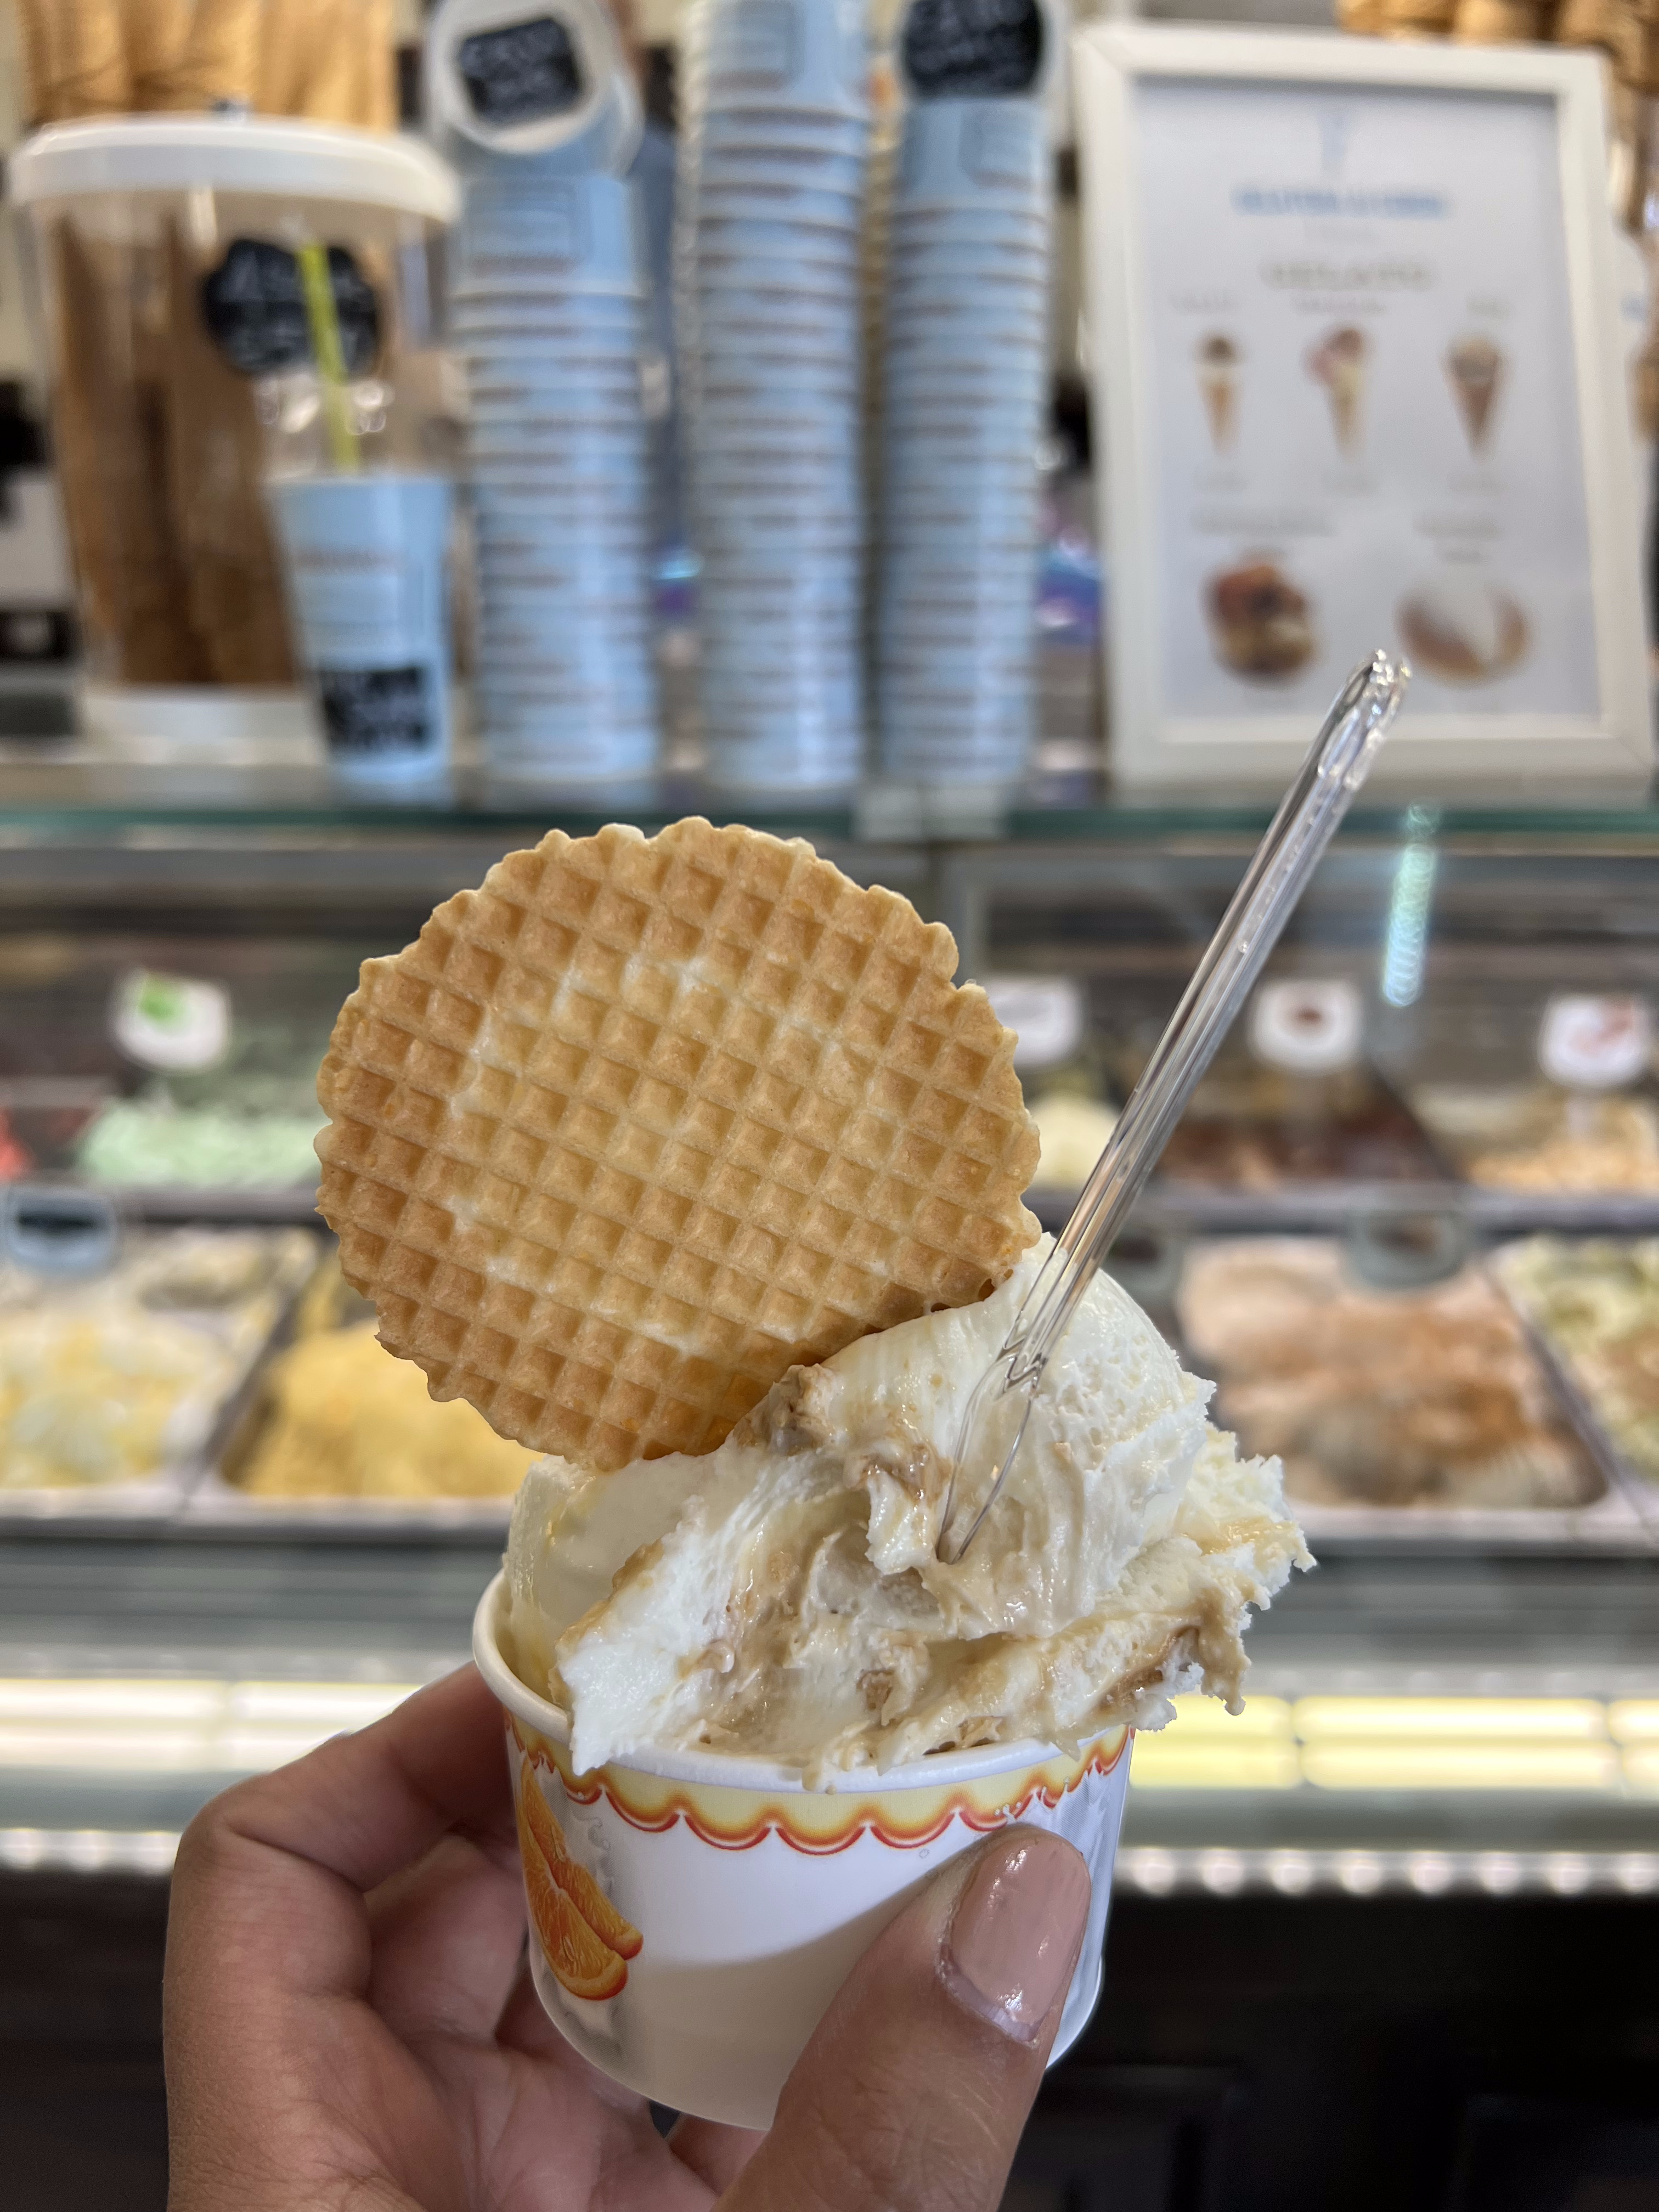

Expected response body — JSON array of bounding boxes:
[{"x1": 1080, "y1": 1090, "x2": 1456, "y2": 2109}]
[{"x1": 1140, "y1": 75, "x2": 1599, "y2": 720}]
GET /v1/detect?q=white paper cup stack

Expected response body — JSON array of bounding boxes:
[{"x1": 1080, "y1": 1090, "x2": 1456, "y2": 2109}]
[
  {"x1": 430, "y1": 0, "x2": 659, "y2": 786},
  {"x1": 873, "y1": 0, "x2": 1055, "y2": 787},
  {"x1": 678, "y1": 0, "x2": 871, "y2": 794}
]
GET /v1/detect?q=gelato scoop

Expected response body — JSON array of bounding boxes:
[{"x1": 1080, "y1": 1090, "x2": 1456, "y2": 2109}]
[{"x1": 503, "y1": 1238, "x2": 1307, "y2": 1779}]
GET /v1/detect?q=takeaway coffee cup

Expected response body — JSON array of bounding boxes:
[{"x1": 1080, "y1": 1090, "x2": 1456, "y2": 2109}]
[{"x1": 268, "y1": 471, "x2": 453, "y2": 780}]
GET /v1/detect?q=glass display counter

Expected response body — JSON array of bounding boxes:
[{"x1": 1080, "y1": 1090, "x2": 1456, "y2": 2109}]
[{"x1": 1, "y1": 764, "x2": 1656, "y2": 1899}]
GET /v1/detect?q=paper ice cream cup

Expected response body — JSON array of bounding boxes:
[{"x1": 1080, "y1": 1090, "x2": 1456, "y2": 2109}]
[{"x1": 472, "y1": 1571, "x2": 1132, "y2": 2129}]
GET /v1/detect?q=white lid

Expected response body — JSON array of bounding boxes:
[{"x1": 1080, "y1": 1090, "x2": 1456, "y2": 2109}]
[{"x1": 9, "y1": 115, "x2": 459, "y2": 224}]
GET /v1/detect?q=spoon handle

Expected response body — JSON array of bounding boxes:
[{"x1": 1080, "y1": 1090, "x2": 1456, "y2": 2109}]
[{"x1": 936, "y1": 647, "x2": 1409, "y2": 1565}]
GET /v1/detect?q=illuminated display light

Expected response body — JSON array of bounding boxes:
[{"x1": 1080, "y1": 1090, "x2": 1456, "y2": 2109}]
[{"x1": 1379, "y1": 804, "x2": 1440, "y2": 1009}]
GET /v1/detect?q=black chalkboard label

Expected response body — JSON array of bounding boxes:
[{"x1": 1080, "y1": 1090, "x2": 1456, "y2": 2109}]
[
  {"x1": 200, "y1": 239, "x2": 381, "y2": 380},
  {"x1": 0, "y1": 607, "x2": 74, "y2": 663},
  {"x1": 458, "y1": 14, "x2": 587, "y2": 125},
  {"x1": 317, "y1": 664, "x2": 435, "y2": 758},
  {"x1": 901, "y1": 0, "x2": 1043, "y2": 97}
]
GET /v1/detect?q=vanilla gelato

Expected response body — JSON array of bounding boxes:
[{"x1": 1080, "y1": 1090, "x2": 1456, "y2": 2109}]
[{"x1": 503, "y1": 1241, "x2": 1307, "y2": 1780}]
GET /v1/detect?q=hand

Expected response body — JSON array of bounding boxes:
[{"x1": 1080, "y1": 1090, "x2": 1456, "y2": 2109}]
[{"x1": 164, "y1": 1665, "x2": 1092, "y2": 2212}]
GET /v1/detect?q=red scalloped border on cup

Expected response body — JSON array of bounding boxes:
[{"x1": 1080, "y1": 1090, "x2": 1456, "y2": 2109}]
[{"x1": 509, "y1": 1715, "x2": 1130, "y2": 1854}]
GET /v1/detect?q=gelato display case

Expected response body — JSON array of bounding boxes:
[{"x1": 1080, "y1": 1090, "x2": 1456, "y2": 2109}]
[{"x1": 0, "y1": 775, "x2": 1656, "y2": 1915}]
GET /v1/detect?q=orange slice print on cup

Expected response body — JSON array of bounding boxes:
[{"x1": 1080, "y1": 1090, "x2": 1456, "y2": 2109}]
[
  {"x1": 520, "y1": 1768, "x2": 644, "y2": 1960},
  {"x1": 515, "y1": 1767, "x2": 642, "y2": 2000}
]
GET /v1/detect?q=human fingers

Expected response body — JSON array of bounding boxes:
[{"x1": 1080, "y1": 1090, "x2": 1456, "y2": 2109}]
[
  {"x1": 718, "y1": 1828, "x2": 1090, "y2": 2212},
  {"x1": 366, "y1": 1830, "x2": 528, "y2": 2043},
  {"x1": 495, "y1": 1953, "x2": 579, "y2": 2062},
  {"x1": 493, "y1": 1955, "x2": 672, "y2": 2125},
  {"x1": 490, "y1": 1961, "x2": 725, "y2": 2212},
  {"x1": 668, "y1": 2116, "x2": 767, "y2": 2196},
  {"x1": 167, "y1": 1669, "x2": 512, "y2": 2069},
  {"x1": 165, "y1": 1668, "x2": 512, "y2": 2209},
  {"x1": 494, "y1": 1953, "x2": 651, "y2": 2097},
  {"x1": 202, "y1": 1664, "x2": 514, "y2": 1893}
]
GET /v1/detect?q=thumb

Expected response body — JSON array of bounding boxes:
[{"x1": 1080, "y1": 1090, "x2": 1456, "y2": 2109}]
[{"x1": 719, "y1": 1827, "x2": 1092, "y2": 2212}]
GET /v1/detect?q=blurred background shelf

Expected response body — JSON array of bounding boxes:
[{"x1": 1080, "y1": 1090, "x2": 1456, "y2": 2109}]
[
  {"x1": 3, "y1": 751, "x2": 1659, "y2": 844},
  {"x1": 2, "y1": 1536, "x2": 1655, "y2": 1881}
]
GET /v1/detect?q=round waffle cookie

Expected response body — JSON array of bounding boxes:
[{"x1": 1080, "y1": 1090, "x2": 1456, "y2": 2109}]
[{"x1": 316, "y1": 819, "x2": 1040, "y2": 1472}]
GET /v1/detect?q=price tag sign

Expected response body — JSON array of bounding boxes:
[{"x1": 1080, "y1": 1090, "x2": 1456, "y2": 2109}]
[
  {"x1": 1537, "y1": 995, "x2": 1652, "y2": 1090},
  {"x1": 901, "y1": 0, "x2": 1046, "y2": 98},
  {"x1": 112, "y1": 971, "x2": 230, "y2": 1073},
  {"x1": 981, "y1": 976, "x2": 1084, "y2": 1070},
  {"x1": 200, "y1": 239, "x2": 379, "y2": 380},
  {"x1": 315, "y1": 665, "x2": 438, "y2": 760},
  {"x1": 458, "y1": 13, "x2": 587, "y2": 124},
  {"x1": 1249, "y1": 978, "x2": 1362, "y2": 1075}
]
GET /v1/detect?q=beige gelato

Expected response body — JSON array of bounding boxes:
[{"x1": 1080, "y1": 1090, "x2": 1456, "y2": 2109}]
[
  {"x1": 235, "y1": 1324, "x2": 535, "y2": 1500},
  {"x1": 1030, "y1": 1091, "x2": 1119, "y2": 1189},
  {"x1": 503, "y1": 1240, "x2": 1307, "y2": 1780}
]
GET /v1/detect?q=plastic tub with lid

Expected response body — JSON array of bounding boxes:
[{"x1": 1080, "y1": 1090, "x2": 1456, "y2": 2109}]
[{"x1": 9, "y1": 116, "x2": 460, "y2": 764}]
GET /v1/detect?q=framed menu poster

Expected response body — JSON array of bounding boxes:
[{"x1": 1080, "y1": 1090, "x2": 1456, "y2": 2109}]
[{"x1": 1074, "y1": 25, "x2": 1653, "y2": 784}]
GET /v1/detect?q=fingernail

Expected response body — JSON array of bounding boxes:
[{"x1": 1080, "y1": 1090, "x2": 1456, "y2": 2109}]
[{"x1": 941, "y1": 1832, "x2": 1091, "y2": 2045}]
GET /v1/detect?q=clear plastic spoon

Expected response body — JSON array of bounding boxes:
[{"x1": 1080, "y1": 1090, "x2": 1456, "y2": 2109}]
[{"x1": 935, "y1": 647, "x2": 1410, "y2": 1566}]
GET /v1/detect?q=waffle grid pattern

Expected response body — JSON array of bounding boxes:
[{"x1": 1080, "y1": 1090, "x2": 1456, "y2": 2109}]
[{"x1": 318, "y1": 820, "x2": 1039, "y2": 1470}]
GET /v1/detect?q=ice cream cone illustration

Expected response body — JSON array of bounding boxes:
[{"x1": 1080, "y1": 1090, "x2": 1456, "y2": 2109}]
[
  {"x1": 1306, "y1": 325, "x2": 1368, "y2": 455},
  {"x1": 1446, "y1": 335, "x2": 1504, "y2": 452},
  {"x1": 1195, "y1": 332, "x2": 1240, "y2": 454}
]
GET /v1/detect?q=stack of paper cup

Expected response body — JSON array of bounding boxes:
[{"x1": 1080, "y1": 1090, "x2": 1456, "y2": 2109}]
[
  {"x1": 678, "y1": 0, "x2": 871, "y2": 794},
  {"x1": 429, "y1": 0, "x2": 658, "y2": 785},
  {"x1": 873, "y1": 0, "x2": 1054, "y2": 787}
]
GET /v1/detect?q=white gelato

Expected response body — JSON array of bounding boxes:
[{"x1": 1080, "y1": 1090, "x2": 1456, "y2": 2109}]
[{"x1": 503, "y1": 1240, "x2": 1309, "y2": 1780}]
